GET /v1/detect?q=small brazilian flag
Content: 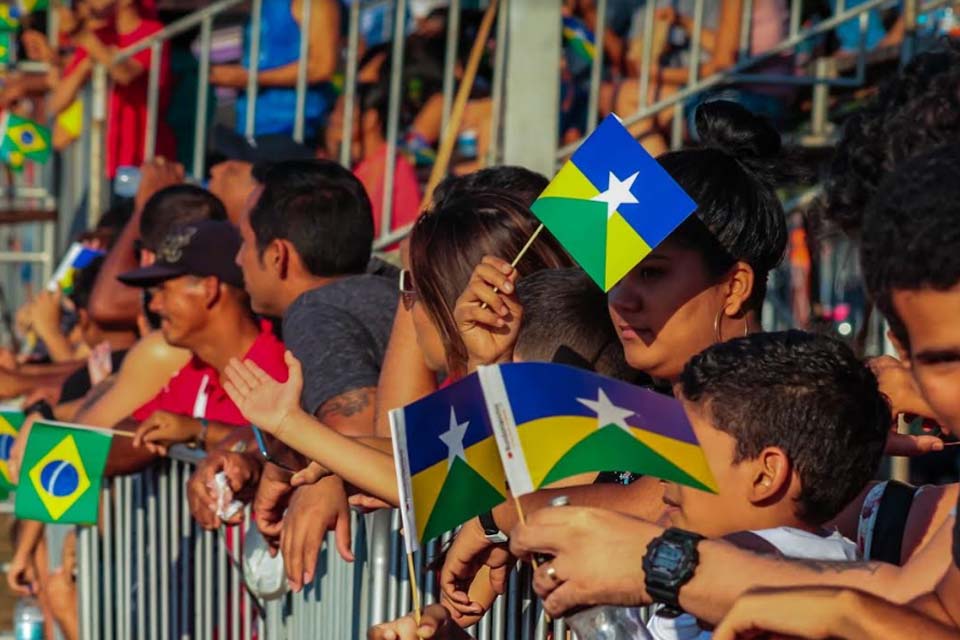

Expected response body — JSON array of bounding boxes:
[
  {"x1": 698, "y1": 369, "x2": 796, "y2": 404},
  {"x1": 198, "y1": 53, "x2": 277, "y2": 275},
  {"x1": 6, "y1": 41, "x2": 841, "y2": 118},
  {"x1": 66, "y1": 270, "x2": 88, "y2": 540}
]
[
  {"x1": 0, "y1": 111, "x2": 52, "y2": 171},
  {"x1": 15, "y1": 421, "x2": 112, "y2": 524},
  {"x1": 0, "y1": 410, "x2": 24, "y2": 489},
  {"x1": 531, "y1": 114, "x2": 697, "y2": 291},
  {"x1": 0, "y1": 5, "x2": 19, "y2": 31}
]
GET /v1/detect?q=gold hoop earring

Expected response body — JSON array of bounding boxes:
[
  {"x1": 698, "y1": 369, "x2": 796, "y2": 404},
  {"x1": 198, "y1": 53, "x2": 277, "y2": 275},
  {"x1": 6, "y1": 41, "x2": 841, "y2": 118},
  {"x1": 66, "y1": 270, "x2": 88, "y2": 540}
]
[{"x1": 714, "y1": 308, "x2": 725, "y2": 342}]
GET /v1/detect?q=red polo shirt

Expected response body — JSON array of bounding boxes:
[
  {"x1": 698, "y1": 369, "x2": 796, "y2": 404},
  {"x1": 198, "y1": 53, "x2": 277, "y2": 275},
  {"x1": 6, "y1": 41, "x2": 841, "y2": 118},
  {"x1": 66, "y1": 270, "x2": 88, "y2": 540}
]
[{"x1": 132, "y1": 320, "x2": 288, "y2": 425}]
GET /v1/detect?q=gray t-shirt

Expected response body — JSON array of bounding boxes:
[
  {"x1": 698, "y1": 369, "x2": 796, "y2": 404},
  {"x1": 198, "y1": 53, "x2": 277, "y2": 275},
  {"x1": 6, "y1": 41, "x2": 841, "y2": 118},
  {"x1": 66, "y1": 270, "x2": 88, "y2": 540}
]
[{"x1": 281, "y1": 263, "x2": 398, "y2": 416}]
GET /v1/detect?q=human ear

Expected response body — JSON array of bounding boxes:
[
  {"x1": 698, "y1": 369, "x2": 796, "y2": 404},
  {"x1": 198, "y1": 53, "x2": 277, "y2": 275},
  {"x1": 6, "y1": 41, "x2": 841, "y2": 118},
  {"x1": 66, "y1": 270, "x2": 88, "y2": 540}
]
[
  {"x1": 268, "y1": 240, "x2": 290, "y2": 279},
  {"x1": 722, "y1": 261, "x2": 755, "y2": 319},
  {"x1": 749, "y1": 447, "x2": 790, "y2": 504}
]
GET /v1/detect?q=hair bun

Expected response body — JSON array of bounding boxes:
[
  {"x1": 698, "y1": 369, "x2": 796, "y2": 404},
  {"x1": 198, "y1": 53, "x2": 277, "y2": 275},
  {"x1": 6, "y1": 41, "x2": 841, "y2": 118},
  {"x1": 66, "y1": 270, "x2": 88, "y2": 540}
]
[{"x1": 695, "y1": 100, "x2": 782, "y2": 160}]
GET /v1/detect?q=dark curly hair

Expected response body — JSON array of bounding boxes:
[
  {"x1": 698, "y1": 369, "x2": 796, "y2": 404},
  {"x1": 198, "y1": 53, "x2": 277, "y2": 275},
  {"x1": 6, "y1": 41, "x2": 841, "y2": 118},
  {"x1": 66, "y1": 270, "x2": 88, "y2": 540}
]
[
  {"x1": 681, "y1": 330, "x2": 889, "y2": 525},
  {"x1": 860, "y1": 144, "x2": 960, "y2": 352},
  {"x1": 822, "y1": 41, "x2": 960, "y2": 234}
]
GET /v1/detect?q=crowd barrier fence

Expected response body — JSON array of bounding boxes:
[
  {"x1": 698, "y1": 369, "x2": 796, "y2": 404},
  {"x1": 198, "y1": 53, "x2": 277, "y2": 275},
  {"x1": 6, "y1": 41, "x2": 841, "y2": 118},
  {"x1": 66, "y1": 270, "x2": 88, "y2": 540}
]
[{"x1": 75, "y1": 446, "x2": 574, "y2": 639}]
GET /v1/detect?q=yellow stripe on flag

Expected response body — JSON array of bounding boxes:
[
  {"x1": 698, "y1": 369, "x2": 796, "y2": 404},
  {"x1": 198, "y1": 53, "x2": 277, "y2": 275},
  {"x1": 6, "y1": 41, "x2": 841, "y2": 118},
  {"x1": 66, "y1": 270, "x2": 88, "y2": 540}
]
[
  {"x1": 538, "y1": 161, "x2": 600, "y2": 201},
  {"x1": 628, "y1": 427, "x2": 718, "y2": 492},
  {"x1": 605, "y1": 212, "x2": 651, "y2": 289}
]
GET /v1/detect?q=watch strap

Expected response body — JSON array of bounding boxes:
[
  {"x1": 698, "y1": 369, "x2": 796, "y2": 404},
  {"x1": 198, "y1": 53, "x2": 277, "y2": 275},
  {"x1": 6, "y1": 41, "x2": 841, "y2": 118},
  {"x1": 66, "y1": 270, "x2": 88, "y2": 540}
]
[{"x1": 478, "y1": 510, "x2": 508, "y2": 543}]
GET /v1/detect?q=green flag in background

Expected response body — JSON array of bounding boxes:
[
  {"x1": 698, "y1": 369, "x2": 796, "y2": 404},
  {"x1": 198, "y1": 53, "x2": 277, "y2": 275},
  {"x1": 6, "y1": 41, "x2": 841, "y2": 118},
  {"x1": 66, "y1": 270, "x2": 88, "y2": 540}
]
[
  {"x1": 0, "y1": 410, "x2": 24, "y2": 489},
  {"x1": 15, "y1": 421, "x2": 112, "y2": 524},
  {"x1": 0, "y1": 112, "x2": 51, "y2": 170},
  {"x1": 0, "y1": 32, "x2": 14, "y2": 65}
]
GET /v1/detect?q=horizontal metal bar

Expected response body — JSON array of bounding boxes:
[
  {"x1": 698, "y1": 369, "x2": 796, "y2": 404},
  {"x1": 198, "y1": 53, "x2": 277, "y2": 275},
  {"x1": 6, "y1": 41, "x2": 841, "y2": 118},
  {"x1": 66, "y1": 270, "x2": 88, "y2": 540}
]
[
  {"x1": 167, "y1": 444, "x2": 207, "y2": 465},
  {"x1": 113, "y1": 0, "x2": 245, "y2": 64},
  {"x1": 0, "y1": 251, "x2": 52, "y2": 263},
  {"x1": 372, "y1": 222, "x2": 416, "y2": 251},
  {"x1": 557, "y1": 0, "x2": 896, "y2": 158},
  {"x1": 726, "y1": 73, "x2": 865, "y2": 87}
]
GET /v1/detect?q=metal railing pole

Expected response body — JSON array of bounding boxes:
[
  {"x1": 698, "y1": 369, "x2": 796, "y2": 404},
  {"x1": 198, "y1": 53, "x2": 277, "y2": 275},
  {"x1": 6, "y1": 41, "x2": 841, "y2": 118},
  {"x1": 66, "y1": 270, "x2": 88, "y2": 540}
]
[
  {"x1": 671, "y1": 0, "x2": 704, "y2": 149},
  {"x1": 585, "y1": 0, "x2": 607, "y2": 135},
  {"x1": 113, "y1": 0, "x2": 246, "y2": 63},
  {"x1": 901, "y1": 0, "x2": 919, "y2": 66},
  {"x1": 147, "y1": 472, "x2": 159, "y2": 640},
  {"x1": 244, "y1": 0, "x2": 264, "y2": 139},
  {"x1": 441, "y1": 0, "x2": 461, "y2": 136},
  {"x1": 88, "y1": 64, "x2": 107, "y2": 227},
  {"x1": 159, "y1": 465, "x2": 170, "y2": 640},
  {"x1": 340, "y1": 0, "x2": 361, "y2": 167},
  {"x1": 637, "y1": 0, "x2": 655, "y2": 110},
  {"x1": 192, "y1": 16, "x2": 213, "y2": 182},
  {"x1": 487, "y1": 0, "x2": 508, "y2": 165},
  {"x1": 144, "y1": 41, "x2": 162, "y2": 161},
  {"x1": 380, "y1": 0, "x2": 408, "y2": 241},
  {"x1": 103, "y1": 482, "x2": 115, "y2": 640},
  {"x1": 293, "y1": 0, "x2": 314, "y2": 143},
  {"x1": 789, "y1": 0, "x2": 802, "y2": 37},
  {"x1": 739, "y1": 0, "x2": 755, "y2": 60}
]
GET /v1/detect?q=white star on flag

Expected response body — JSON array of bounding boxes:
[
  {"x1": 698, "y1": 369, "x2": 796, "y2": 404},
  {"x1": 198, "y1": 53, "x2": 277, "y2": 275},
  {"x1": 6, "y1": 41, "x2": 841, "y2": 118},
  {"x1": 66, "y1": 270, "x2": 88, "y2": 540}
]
[
  {"x1": 438, "y1": 407, "x2": 470, "y2": 469},
  {"x1": 577, "y1": 388, "x2": 634, "y2": 434},
  {"x1": 591, "y1": 171, "x2": 639, "y2": 218}
]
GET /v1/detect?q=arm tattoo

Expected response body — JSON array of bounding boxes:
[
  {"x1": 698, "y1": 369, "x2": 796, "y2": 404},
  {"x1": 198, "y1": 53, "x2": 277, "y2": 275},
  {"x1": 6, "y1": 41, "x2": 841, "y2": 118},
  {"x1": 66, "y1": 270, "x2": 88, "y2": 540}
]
[
  {"x1": 316, "y1": 387, "x2": 375, "y2": 422},
  {"x1": 791, "y1": 558, "x2": 883, "y2": 575},
  {"x1": 77, "y1": 376, "x2": 117, "y2": 415}
]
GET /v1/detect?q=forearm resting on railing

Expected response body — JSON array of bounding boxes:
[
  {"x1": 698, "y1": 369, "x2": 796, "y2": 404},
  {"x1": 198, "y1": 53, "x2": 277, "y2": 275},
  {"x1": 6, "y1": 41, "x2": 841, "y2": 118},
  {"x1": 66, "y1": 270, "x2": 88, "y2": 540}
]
[{"x1": 274, "y1": 409, "x2": 399, "y2": 506}]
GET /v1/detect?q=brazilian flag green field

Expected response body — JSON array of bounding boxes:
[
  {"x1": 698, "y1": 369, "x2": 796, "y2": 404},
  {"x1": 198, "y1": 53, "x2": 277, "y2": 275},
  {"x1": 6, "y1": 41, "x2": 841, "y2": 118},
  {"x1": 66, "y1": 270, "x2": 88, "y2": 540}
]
[{"x1": 15, "y1": 421, "x2": 112, "y2": 525}]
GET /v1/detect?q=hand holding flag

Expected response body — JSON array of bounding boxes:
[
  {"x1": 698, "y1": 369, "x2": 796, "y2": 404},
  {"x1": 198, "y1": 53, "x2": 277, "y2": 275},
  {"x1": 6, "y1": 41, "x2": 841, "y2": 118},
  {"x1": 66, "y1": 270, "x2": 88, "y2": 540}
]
[{"x1": 454, "y1": 256, "x2": 523, "y2": 372}]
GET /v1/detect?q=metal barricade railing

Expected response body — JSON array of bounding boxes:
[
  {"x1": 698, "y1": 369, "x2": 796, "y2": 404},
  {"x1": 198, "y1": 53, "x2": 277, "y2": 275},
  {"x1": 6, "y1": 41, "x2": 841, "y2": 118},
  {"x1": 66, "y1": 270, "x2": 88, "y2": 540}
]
[{"x1": 75, "y1": 447, "x2": 563, "y2": 639}]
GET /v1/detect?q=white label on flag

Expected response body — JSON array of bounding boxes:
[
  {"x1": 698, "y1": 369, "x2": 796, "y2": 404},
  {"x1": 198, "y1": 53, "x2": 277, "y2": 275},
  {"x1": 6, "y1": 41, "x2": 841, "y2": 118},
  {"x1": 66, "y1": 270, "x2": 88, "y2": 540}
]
[
  {"x1": 389, "y1": 408, "x2": 419, "y2": 554},
  {"x1": 477, "y1": 365, "x2": 535, "y2": 496},
  {"x1": 47, "y1": 242, "x2": 84, "y2": 292}
]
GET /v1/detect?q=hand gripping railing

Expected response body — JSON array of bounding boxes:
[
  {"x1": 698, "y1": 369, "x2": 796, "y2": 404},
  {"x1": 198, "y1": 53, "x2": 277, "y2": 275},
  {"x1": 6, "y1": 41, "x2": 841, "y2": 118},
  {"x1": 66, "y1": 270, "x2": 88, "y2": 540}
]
[{"x1": 74, "y1": 446, "x2": 564, "y2": 639}]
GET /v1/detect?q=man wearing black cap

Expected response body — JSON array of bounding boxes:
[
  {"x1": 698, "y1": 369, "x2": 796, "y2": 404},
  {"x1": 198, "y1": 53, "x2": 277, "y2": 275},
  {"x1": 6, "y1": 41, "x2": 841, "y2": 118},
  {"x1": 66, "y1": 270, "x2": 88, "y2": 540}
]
[{"x1": 105, "y1": 220, "x2": 288, "y2": 475}]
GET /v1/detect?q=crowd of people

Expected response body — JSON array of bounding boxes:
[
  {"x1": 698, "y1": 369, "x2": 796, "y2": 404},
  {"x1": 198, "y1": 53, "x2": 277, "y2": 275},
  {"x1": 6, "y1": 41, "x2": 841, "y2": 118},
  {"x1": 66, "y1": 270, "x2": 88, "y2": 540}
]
[{"x1": 0, "y1": 0, "x2": 959, "y2": 639}]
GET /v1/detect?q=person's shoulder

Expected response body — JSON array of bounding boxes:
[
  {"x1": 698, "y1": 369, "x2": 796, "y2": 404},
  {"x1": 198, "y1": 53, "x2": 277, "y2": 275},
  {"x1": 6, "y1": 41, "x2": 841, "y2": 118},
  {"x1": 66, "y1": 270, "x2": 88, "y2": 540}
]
[{"x1": 123, "y1": 331, "x2": 192, "y2": 374}]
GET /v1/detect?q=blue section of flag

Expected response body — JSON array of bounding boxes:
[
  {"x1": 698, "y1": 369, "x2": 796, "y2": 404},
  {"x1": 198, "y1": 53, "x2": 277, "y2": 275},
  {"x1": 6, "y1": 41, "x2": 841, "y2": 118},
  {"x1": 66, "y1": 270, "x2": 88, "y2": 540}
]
[
  {"x1": 498, "y1": 362, "x2": 697, "y2": 445},
  {"x1": 72, "y1": 246, "x2": 103, "y2": 269},
  {"x1": 402, "y1": 375, "x2": 495, "y2": 475},
  {"x1": 571, "y1": 115, "x2": 697, "y2": 248}
]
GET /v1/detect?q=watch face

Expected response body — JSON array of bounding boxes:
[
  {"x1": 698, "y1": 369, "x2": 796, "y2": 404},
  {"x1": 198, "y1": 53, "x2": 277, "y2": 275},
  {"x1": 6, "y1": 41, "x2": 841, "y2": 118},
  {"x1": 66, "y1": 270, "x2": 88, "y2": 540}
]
[{"x1": 650, "y1": 540, "x2": 684, "y2": 577}]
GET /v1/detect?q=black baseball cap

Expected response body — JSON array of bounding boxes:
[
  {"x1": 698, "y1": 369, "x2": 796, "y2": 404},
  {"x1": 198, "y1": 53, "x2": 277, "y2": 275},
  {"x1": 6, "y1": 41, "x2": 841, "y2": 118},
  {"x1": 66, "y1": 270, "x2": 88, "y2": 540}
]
[
  {"x1": 118, "y1": 220, "x2": 244, "y2": 289},
  {"x1": 212, "y1": 126, "x2": 316, "y2": 165}
]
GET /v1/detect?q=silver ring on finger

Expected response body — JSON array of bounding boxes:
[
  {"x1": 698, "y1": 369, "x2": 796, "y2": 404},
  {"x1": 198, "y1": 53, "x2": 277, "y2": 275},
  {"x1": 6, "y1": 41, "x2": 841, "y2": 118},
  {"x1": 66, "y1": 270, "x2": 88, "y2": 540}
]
[{"x1": 545, "y1": 564, "x2": 558, "y2": 582}]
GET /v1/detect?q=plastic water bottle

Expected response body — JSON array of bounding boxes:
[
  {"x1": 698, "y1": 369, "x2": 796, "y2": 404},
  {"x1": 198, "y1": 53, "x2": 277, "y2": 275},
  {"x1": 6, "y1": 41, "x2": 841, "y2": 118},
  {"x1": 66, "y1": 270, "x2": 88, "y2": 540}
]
[
  {"x1": 13, "y1": 596, "x2": 43, "y2": 640},
  {"x1": 565, "y1": 605, "x2": 651, "y2": 639},
  {"x1": 114, "y1": 165, "x2": 142, "y2": 199}
]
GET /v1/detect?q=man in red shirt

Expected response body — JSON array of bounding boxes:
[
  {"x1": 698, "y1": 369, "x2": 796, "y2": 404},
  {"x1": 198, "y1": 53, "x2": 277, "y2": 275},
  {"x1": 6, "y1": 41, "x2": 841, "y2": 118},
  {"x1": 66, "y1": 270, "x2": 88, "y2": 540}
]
[{"x1": 105, "y1": 220, "x2": 287, "y2": 475}]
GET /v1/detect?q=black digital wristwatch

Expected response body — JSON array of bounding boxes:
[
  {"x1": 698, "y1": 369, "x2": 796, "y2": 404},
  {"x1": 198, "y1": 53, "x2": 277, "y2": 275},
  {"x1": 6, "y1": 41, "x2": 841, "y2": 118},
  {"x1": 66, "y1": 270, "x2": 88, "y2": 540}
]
[{"x1": 642, "y1": 527, "x2": 705, "y2": 618}]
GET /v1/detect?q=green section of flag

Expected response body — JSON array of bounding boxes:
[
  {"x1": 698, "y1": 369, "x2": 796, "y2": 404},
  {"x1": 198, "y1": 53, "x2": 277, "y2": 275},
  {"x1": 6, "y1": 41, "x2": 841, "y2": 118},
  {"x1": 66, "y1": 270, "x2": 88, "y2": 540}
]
[
  {"x1": 540, "y1": 424, "x2": 713, "y2": 492},
  {"x1": 0, "y1": 32, "x2": 13, "y2": 65},
  {"x1": 0, "y1": 113, "x2": 52, "y2": 171},
  {"x1": 421, "y1": 457, "x2": 504, "y2": 543},
  {"x1": 531, "y1": 196, "x2": 608, "y2": 287},
  {"x1": 0, "y1": 410, "x2": 23, "y2": 489},
  {"x1": 15, "y1": 422, "x2": 112, "y2": 524}
]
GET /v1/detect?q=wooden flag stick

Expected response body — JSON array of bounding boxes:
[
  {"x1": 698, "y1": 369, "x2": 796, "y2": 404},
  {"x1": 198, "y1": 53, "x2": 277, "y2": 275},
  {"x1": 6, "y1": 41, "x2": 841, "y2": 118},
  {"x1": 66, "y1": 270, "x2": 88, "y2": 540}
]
[
  {"x1": 35, "y1": 420, "x2": 134, "y2": 438},
  {"x1": 480, "y1": 223, "x2": 545, "y2": 310},
  {"x1": 419, "y1": 0, "x2": 500, "y2": 211},
  {"x1": 406, "y1": 550, "x2": 423, "y2": 626}
]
